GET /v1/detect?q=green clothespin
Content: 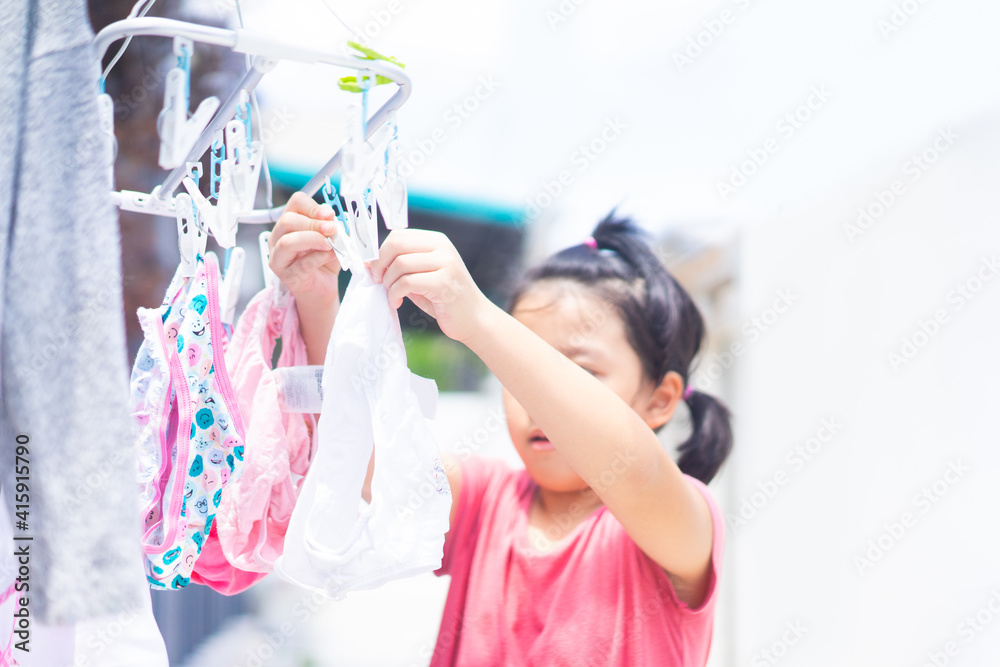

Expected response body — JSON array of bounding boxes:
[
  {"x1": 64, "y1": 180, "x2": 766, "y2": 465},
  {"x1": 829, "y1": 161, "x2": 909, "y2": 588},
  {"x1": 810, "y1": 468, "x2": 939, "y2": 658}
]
[
  {"x1": 338, "y1": 75, "x2": 390, "y2": 93},
  {"x1": 348, "y1": 41, "x2": 404, "y2": 67},
  {"x1": 338, "y1": 41, "x2": 406, "y2": 92}
]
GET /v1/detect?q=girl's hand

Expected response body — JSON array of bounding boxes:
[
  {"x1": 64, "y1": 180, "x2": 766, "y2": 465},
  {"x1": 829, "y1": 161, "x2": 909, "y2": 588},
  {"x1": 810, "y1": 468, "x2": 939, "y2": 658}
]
[
  {"x1": 368, "y1": 229, "x2": 493, "y2": 344},
  {"x1": 268, "y1": 192, "x2": 342, "y2": 305}
]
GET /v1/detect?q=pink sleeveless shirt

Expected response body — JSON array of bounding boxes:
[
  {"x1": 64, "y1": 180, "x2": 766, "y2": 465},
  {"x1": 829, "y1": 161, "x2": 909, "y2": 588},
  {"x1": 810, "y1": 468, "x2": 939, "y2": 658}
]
[{"x1": 432, "y1": 456, "x2": 725, "y2": 667}]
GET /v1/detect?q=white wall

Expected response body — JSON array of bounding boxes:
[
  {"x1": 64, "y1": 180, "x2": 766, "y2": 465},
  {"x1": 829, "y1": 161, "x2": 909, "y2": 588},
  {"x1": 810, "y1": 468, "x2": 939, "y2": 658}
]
[{"x1": 724, "y1": 115, "x2": 1000, "y2": 666}]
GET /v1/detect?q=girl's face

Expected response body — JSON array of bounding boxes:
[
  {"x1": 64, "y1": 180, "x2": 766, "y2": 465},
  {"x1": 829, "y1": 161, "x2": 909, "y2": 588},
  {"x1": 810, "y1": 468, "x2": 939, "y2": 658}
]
[{"x1": 505, "y1": 281, "x2": 656, "y2": 493}]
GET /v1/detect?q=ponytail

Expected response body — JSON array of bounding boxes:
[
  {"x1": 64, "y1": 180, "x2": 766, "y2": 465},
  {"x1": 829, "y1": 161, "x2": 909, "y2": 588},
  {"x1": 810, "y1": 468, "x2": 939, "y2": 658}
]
[
  {"x1": 678, "y1": 390, "x2": 733, "y2": 484},
  {"x1": 508, "y1": 211, "x2": 734, "y2": 483}
]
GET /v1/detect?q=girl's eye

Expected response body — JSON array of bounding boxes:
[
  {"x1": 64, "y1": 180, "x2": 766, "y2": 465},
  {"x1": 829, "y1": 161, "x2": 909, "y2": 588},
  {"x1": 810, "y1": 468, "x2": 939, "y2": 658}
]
[{"x1": 579, "y1": 365, "x2": 599, "y2": 377}]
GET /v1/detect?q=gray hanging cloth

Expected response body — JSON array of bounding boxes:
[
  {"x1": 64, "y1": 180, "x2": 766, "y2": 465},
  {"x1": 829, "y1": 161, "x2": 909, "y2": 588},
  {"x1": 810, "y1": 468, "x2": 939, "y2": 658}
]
[{"x1": 0, "y1": 0, "x2": 141, "y2": 624}]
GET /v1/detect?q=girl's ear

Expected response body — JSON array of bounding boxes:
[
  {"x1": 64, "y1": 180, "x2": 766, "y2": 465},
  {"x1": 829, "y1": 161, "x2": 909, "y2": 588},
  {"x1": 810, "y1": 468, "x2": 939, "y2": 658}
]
[{"x1": 642, "y1": 370, "x2": 684, "y2": 430}]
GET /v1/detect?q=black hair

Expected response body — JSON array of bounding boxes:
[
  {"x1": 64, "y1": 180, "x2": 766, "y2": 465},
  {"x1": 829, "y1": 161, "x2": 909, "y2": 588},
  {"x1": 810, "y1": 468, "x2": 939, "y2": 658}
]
[{"x1": 507, "y1": 212, "x2": 733, "y2": 483}]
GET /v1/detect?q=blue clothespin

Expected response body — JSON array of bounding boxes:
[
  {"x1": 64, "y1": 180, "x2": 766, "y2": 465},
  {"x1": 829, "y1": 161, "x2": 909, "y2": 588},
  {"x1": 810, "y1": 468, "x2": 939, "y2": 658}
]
[
  {"x1": 210, "y1": 135, "x2": 225, "y2": 202},
  {"x1": 322, "y1": 177, "x2": 350, "y2": 237}
]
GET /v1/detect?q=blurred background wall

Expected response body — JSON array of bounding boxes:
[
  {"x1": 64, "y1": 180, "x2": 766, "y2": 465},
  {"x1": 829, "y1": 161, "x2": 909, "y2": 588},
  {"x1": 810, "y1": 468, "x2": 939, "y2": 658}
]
[{"x1": 92, "y1": 0, "x2": 1000, "y2": 664}]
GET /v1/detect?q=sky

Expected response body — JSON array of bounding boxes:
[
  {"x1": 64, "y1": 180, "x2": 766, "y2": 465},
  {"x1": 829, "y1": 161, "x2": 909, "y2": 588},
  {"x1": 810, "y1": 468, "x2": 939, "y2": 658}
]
[{"x1": 188, "y1": 0, "x2": 1000, "y2": 248}]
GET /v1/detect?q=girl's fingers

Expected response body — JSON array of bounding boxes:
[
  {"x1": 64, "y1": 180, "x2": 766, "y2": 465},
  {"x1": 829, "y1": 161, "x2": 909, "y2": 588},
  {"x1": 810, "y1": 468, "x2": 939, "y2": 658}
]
[
  {"x1": 370, "y1": 229, "x2": 448, "y2": 282},
  {"x1": 378, "y1": 251, "x2": 442, "y2": 291},
  {"x1": 271, "y1": 208, "x2": 337, "y2": 249},
  {"x1": 270, "y1": 231, "x2": 334, "y2": 274},
  {"x1": 293, "y1": 248, "x2": 340, "y2": 277},
  {"x1": 272, "y1": 250, "x2": 340, "y2": 294},
  {"x1": 385, "y1": 270, "x2": 442, "y2": 310},
  {"x1": 286, "y1": 191, "x2": 336, "y2": 222}
]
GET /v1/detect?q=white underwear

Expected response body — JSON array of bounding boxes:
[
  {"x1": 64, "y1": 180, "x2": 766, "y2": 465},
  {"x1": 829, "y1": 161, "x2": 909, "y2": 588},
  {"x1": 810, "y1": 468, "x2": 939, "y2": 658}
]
[{"x1": 274, "y1": 269, "x2": 451, "y2": 599}]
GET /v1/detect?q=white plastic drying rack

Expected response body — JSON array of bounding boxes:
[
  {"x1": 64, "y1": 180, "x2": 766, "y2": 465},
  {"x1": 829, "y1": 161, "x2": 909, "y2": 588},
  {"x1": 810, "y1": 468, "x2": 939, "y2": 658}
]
[{"x1": 93, "y1": 17, "x2": 412, "y2": 225}]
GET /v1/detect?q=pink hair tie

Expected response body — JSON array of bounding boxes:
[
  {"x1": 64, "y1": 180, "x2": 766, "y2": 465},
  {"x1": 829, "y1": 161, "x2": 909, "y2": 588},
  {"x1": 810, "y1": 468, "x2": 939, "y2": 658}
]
[
  {"x1": 683, "y1": 386, "x2": 694, "y2": 400},
  {"x1": 583, "y1": 236, "x2": 598, "y2": 249}
]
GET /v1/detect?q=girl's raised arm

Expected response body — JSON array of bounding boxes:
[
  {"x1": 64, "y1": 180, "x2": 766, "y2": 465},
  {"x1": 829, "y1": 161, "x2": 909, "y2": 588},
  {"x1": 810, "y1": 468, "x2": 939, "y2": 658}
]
[{"x1": 369, "y1": 229, "x2": 715, "y2": 606}]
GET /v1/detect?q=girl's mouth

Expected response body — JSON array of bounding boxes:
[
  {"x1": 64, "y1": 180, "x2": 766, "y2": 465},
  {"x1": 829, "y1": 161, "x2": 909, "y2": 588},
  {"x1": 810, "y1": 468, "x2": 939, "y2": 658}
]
[{"x1": 529, "y1": 435, "x2": 555, "y2": 452}]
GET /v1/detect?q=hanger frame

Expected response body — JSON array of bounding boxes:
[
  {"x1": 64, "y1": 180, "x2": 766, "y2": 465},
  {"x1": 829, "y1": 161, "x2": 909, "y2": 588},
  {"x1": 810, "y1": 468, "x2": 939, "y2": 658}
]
[{"x1": 94, "y1": 17, "x2": 412, "y2": 224}]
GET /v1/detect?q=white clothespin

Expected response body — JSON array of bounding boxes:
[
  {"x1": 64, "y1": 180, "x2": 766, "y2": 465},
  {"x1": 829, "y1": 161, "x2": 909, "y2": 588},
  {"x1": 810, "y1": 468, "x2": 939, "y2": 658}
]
[
  {"x1": 112, "y1": 188, "x2": 178, "y2": 217},
  {"x1": 339, "y1": 73, "x2": 380, "y2": 265},
  {"x1": 97, "y1": 92, "x2": 116, "y2": 147},
  {"x1": 175, "y1": 192, "x2": 206, "y2": 277},
  {"x1": 180, "y1": 118, "x2": 262, "y2": 249},
  {"x1": 382, "y1": 114, "x2": 408, "y2": 230},
  {"x1": 98, "y1": 93, "x2": 114, "y2": 137},
  {"x1": 259, "y1": 231, "x2": 289, "y2": 307},
  {"x1": 362, "y1": 119, "x2": 391, "y2": 214},
  {"x1": 211, "y1": 100, "x2": 263, "y2": 247},
  {"x1": 361, "y1": 117, "x2": 405, "y2": 232},
  {"x1": 219, "y1": 246, "x2": 245, "y2": 328},
  {"x1": 158, "y1": 37, "x2": 220, "y2": 170},
  {"x1": 96, "y1": 92, "x2": 118, "y2": 188},
  {"x1": 226, "y1": 118, "x2": 265, "y2": 213},
  {"x1": 181, "y1": 175, "x2": 218, "y2": 243}
]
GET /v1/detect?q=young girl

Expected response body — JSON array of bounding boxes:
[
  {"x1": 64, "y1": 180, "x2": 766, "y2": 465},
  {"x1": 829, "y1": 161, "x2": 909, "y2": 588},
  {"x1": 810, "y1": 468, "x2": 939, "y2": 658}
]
[{"x1": 268, "y1": 193, "x2": 733, "y2": 666}]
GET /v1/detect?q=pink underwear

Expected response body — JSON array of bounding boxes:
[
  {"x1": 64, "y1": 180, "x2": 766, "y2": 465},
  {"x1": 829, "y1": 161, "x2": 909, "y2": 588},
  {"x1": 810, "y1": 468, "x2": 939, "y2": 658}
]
[{"x1": 190, "y1": 285, "x2": 315, "y2": 594}]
